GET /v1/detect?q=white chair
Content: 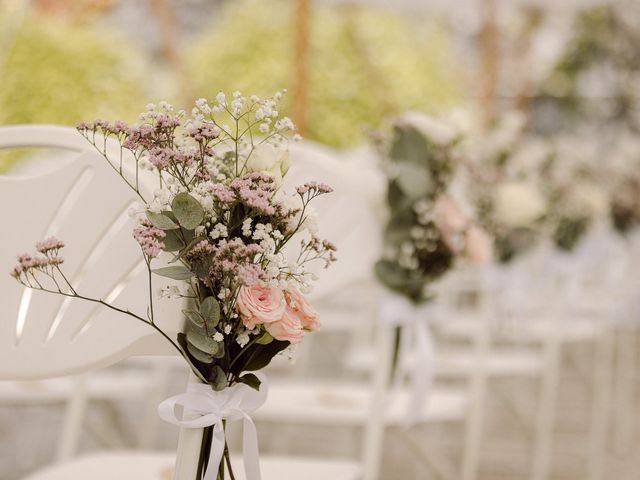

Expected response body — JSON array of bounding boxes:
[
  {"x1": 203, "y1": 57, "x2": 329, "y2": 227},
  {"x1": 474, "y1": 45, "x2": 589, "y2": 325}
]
[{"x1": 0, "y1": 125, "x2": 357, "y2": 480}]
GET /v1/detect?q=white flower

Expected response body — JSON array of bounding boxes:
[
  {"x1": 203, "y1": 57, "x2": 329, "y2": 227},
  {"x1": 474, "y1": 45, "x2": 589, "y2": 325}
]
[
  {"x1": 569, "y1": 182, "x2": 608, "y2": 217},
  {"x1": 242, "y1": 218, "x2": 253, "y2": 237},
  {"x1": 237, "y1": 332, "x2": 250, "y2": 347},
  {"x1": 400, "y1": 111, "x2": 459, "y2": 145},
  {"x1": 223, "y1": 324, "x2": 232, "y2": 334},
  {"x1": 493, "y1": 181, "x2": 546, "y2": 228},
  {"x1": 245, "y1": 143, "x2": 289, "y2": 184},
  {"x1": 213, "y1": 332, "x2": 224, "y2": 342},
  {"x1": 216, "y1": 91, "x2": 226, "y2": 106},
  {"x1": 210, "y1": 223, "x2": 228, "y2": 240}
]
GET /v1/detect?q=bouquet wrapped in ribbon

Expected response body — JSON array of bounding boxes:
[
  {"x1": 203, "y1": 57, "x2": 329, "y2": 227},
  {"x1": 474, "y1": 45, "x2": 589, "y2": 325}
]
[{"x1": 10, "y1": 91, "x2": 336, "y2": 479}]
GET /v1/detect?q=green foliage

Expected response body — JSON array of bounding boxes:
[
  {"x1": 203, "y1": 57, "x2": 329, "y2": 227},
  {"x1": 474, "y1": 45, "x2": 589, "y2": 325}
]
[
  {"x1": 187, "y1": 0, "x2": 462, "y2": 148},
  {"x1": 153, "y1": 265, "x2": 195, "y2": 280},
  {"x1": 171, "y1": 193, "x2": 205, "y2": 230},
  {"x1": 0, "y1": 11, "x2": 146, "y2": 172},
  {"x1": 147, "y1": 211, "x2": 179, "y2": 230}
]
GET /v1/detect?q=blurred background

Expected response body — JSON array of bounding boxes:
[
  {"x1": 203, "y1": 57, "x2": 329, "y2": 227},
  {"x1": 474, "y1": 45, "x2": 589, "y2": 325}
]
[{"x1": 2, "y1": 0, "x2": 640, "y2": 479}]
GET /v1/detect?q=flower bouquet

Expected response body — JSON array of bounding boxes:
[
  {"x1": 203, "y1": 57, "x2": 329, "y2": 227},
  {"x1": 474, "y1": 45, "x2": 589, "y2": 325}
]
[
  {"x1": 10, "y1": 91, "x2": 336, "y2": 479},
  {"x1": 374, "y1": 112, "x2": 492, "y2": 303}
]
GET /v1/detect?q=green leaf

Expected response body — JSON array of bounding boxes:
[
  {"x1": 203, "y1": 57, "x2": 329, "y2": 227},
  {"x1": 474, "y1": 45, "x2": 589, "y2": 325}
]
[
  {"x1": 146, "y1": 211, "x2": 178, "y2": 230},
  {"x1": 240, "y1": 340, "x2": 290, "y2": 373},
  {"x1": 162, "y1": 230, "x2": 185, "y2": 251},
  {"x1": 172, "y1": 192, "x2": 204, "y2": 230},
  {"x1": 199, "y1": 297, "x2": 220, "y2": 328},
  {"x1": 256, "y1": 331, "x2": 273, "y2": 345},
  {"x1": 390, "y1": 125, "x2": 430, "y2": 165},
  {"x1": 213, "y1": 341, "x2": 225, "y2": 359},
  {"x1": 209, "y1": 366, "x2": 227, "y2": 391},
  {"x1": 238, "y1": 373, "x2": 262, "y2": 391},
  {"x1": 153, "y1": 265, "x2": 194, "y2": 280},
  {"x1": 186, "y1": 330, "x2": 219, "y2": 355},
  {"x1": 182, "y1": 309, "x2": 205, "y2": 328},
  {"x1": 186, "y1": 341, "x2": 214, "y2": 364},
  {"x1": 395, "y1": 163, "x2": 432, "y2": 199}
]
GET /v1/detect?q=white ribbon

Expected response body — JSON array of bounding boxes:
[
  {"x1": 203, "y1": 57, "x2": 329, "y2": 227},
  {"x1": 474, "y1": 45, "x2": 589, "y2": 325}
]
[
  {"x1": 158, "y1": 374, "x2": 268, "y2": 480},
  {"x1": 379, "y1": 291, "x2": 436, "y2": 426}
]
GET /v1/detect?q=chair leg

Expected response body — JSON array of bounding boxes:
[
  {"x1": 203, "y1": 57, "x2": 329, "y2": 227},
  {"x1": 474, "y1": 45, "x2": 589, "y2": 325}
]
[
  {"x1": 56, "y1": 375, "x2": 89, "y2": 462},
  {"x1": 530, "y1": 337, "x2": 560, "y2": 480},
  {"x1": 587, "y1": 329, "x2": 613, "y2": 480}
]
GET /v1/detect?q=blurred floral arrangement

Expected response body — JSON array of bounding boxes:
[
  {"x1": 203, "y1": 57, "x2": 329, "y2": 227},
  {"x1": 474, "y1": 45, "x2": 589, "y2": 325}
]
[
  {"x1": 0, "y1": 4, "x2": 145, "y2": 172},
  {"x1": 463, "y1": 113, "x2": 548, "y2": 263},
  {"x1": 375, "y1": 113, "x2": 492, "y2": 303},
  {"x1": 11, "y1": 91, "x2": 336, "y2": 479},
  {"x1": 543, "y1": 137, "x2": 608, "y2": 251},
  {"x1": 187, "y1": 0, "x2": 461, "y2": 148}
]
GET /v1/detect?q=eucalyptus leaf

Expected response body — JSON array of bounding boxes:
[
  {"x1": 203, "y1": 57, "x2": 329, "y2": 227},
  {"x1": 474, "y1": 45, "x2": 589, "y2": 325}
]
[
  {"x1": 186, "y1": 342, "x2": 214, "y2": 364},
  {"x1": 153, "y1": 265, "x2": 194, "y2": 280},
  {"x1": 209, "y1": 366, "x2": 228, "y2": 391},
  {"x1": 162, "y1": 230, "x2": 185, "y2": 252},
  {"x1": 146, "y1": 211, "x2": 178, "y2": 230},
  {"x1": 238, "y1": 373, "x2": 261, "y2": 391},
  {"x1": 183, "y1": 309, "x2": 205, "y2": 328},
  {"x1": 186, "y1": 330, "x2": 219, "y2": 355},
  {"x1": 239, "y1": 340, "x2": 290, "y2": 373},
  {"x1": 199, "y1": 297, "x2": 221, "y2": 328},
  {"x1": 395, "y1": 163, "x2": 431, "y2": 199},
  {"x1": 172, "y1": 192, "x2": 204, "y2": 230},
  {"x1": 390, "y1": 125, "x2": 430, "y2": 165}
]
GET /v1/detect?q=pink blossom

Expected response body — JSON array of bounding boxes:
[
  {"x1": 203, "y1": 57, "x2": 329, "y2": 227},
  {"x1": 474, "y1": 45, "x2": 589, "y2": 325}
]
[
  {"x1": 296, "y1": 181, "x2": 333, "y2": 195},
  {"x1": 265, "y1": 306, "x2": 305, "y2": 344},
  {"x1": 465, "y1": 224, "x2": 493, "y2": 265},
  {"x1": 133, "y1": 224, "x2": 166, "y2": 258},
  {"x1": 285, "y1": 288, "x2": 320, "y2": 331},
  {"x1": 208, "y1": 184, "x2": 236, "y2": 203},
  {"x1": 237, "y1": 264, "x2": 264, "y2": 286},
  {"x1": 236, "y1": 285, "x2": 286, "y2": 330},
  {"x1": 36, "y1": 237, "x2": 65, "y2": 254}
]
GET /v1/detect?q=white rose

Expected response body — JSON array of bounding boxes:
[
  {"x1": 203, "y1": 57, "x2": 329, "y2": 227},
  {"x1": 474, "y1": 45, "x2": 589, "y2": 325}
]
[
  {"x1": 494, "y1": 181, "x2": 545, "y2": 228},
  {"x1": 246, "y1": 144, "x2": 290, "y2": 184},
  {"x1": 570, "y1": 182, "x2": 608, "y2": 217},
  {"x1": 399, "y1": 111, "x2": 458, "y2": 145}
]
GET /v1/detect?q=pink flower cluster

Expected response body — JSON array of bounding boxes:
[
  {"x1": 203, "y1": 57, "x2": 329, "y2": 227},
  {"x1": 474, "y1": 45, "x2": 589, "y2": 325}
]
[
  {"x1": 186, "y1": 238, "x2": 263, "y2": 285},
  {"x1": 11, "y1": 238, "x2": 66, "y2": 279},
  {"x1": 230, "y1": 173, "x2": 277, "y2": 215},
  {"x1": 36, "y1": 237, "x2": 65, "y2": 254},
  {"x1": 133, "y1": 224, "x2": 166, "y2": 258},
  {"x1": 296, "y1": 181, "x2": 334, "y2": 196},
  {"x1": 148, "y1": 147, "x2": 195, "y2": 170},
  {"x1": 236, "y1": 285, "x2": 320, "y2": 343}
]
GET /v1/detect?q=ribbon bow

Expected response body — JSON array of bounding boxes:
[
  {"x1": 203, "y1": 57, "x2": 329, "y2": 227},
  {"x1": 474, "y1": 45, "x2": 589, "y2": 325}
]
[
  {"x1": 158, "y1": 375, "x2": 268, "y2": 480},
  {"x1": 379, "y1": 291, "x2": 436, "y2": 426}
]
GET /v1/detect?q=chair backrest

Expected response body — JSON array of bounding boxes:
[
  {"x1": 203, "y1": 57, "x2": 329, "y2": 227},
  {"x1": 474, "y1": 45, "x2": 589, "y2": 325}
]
[
  {"x1": 283, "y1": 142, "x2": 383, "y2": 334},
  {"x1": 0, "y1": 124, "x2": 180, "y2": 381}
]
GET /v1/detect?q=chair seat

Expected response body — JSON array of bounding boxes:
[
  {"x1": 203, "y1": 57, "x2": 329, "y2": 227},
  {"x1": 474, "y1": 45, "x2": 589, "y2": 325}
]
[
  {"x1": 0, "y1": 370, "x2": 157, "y2": 404},
  {"x1": 346, "y1": 347, "x2": 543, "y2": 378},
  {"x1": 254, "y1": 382, "x2": 467, "y2": 427},
  {"x1": 23, "y1": 451, "x2": 360, "y2": 480},
  {"x1": 436, "y1": 316, "x2": 603, "y2": 344}
]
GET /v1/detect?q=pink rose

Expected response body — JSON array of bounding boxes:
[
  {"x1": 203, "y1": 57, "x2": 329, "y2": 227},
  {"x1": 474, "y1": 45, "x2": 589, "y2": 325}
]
[
  {"x1": 265, "y1": 307, "x2": 305, "y2": 344},
  {"x1": 285, "y1": 288, "x2": 321, "y2": 331},
  {"x1": 433, "y1": 195, "x2": 469, "y2": 252},
  {"x1": 465, "y1": 224, "x2": 493, "y2": 264},
  {"x1": 434, "y1": 195, "x2": 468, "y2": 234},
  {"x1": 236, "y1": 285, "x2": 286, "y2": 330}
]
